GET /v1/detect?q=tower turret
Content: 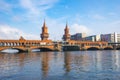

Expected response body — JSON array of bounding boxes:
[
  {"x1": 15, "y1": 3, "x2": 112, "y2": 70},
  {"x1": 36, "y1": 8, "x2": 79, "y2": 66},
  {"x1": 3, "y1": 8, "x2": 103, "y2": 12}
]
[
  {"x1": 41, "y1": 20, "x2": 49, "y2": 40},
  {"x1": 63, "y1": 23, "x2": 70, "y2": 41}
]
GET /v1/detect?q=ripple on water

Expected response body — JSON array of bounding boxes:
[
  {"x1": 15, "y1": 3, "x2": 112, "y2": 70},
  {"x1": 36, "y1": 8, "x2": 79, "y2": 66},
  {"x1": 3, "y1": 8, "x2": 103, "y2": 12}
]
[{"x1": 0, "y1": 51, "x2": 120, "y2": 80}]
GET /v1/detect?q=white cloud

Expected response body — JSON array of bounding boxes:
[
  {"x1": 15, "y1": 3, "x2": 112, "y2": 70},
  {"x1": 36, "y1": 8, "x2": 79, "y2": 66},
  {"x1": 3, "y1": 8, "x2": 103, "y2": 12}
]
[
  {"x1": 93, "y1": 14, "x2": 105, "y2": 20},
  {"x1": 0, "y1": 25, "x2": 39, "y2": 40},
  {"x1": 0, "y1": 0, "x2": 12, "y2": 13},
  {"x1": 20, "y1": 0, "x2": 39, "y2": 15},
  {"x1": 18, "y1": 0, "x2": 60, "y2": 28},
  {"x1": 71, "y1": 23, "x2": 91, "y2": 35},
  {"x1": 19, "y1": 0, "x2": 58, "y2": 16},
  {"x1": 37, "y1": 0, "x2": 58, "y2": 5}
]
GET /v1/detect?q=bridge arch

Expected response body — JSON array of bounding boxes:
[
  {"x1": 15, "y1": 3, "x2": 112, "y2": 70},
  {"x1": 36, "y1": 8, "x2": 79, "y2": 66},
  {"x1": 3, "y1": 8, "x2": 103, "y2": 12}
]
[
  {"x1": 117, "y1": 47, "x2": 120, "y2": 50},
  {"x1": 104, "y1": 47, "x2": 113, "y2": 50},
  {"x1": 31, "y1": 47, "x2": 54, "y2": 52},
  {"x1": 87, "y1": 47, "x2": 100, "y2": 50},
  {"x1": 0, "y1": 47, "x2": 26, "y2": 53}
]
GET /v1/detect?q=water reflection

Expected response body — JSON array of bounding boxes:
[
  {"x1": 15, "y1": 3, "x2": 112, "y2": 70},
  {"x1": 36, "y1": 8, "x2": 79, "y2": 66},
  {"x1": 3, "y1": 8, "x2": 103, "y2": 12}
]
[
  {"x1": 114, "y1": 51, "x2": 120, "y2": 71},
  {"x1": 75, "y1": 52, "x2": 90, "y2": 71},
  {"x1": 41, "y1": 52, "x2": 49, "y2": 77},
  {"x1": 94, "y1": 51, "x2": 120, "y2": 72},
  {"x1": 0, "y1": 51, "x2": 120, "y2": 80},
  {"x1": 64, "y1": 52, "x2": 71, "y2": 72}
]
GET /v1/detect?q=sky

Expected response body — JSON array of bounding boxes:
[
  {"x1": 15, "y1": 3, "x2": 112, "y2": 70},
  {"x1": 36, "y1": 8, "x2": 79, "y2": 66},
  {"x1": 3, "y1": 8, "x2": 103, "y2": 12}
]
[{"x1": 0, "y1": 0, "x2": 120, "y2": 40}]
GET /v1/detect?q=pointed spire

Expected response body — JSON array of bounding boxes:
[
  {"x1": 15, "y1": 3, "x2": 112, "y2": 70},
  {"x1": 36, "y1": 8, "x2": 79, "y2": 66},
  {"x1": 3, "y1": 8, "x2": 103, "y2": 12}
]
[
  {"x1": 43, "y1": 19, "x2": 46, "y2": 27},
  {"x1": 66, "y1": 21, "x2": 68, "y2": 28},
  {"x1": 63, "y1": 21, "x2": 71, "y2": 41}
]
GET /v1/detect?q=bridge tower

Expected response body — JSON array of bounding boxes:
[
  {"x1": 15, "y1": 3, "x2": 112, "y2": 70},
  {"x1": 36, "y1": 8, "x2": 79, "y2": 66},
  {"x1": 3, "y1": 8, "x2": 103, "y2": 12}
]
[
  {"x1": 63, "y1": 23, "x2": 70, "y2": 41},
  {"x1": 41, "y1": 20, "x2": 49, "y2": 40}
]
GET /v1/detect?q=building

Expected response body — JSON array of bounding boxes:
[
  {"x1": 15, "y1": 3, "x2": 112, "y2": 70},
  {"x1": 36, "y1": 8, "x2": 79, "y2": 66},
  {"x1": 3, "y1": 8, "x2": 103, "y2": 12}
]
[
  {"x1": 85, "y1": 35, "x2": 101, "y2": 42},
  {"x1": 71, "y1": 33, "x2": 86, "y2": 41},
  {"x1": 71, "y1": 33, "x2": 101, "y2": 42},
  {"x1": 85, "y1": 36, "x2": 95, "y2": 41},
  {"x1": 117, "y1": 34, "x2": 120, "y2": 42},
  {"x1": 101, "y1": 32, "x2": 120, "y2": 43}
]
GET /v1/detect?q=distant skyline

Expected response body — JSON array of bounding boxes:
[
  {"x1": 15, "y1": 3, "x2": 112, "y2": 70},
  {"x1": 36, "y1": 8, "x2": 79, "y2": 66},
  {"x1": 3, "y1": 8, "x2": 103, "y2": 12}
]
[{"x1": 0, "y1": 0, "x2": 120, "y2": 40}]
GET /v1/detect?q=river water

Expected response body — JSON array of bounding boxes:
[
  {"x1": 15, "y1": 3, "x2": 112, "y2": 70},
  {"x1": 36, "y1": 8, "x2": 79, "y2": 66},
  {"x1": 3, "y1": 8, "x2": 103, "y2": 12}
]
[{"x1": 0, "y1": 50, "x2": 120, "y2": 80}]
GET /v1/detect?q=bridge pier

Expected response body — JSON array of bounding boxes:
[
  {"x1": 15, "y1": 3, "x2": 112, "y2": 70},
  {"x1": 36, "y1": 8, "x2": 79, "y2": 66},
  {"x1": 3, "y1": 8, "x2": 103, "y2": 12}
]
[
  {"x1": 80, "y1": 48, "x2": 87, "y2": 51},
  {"x1": 26, "y1": 48, "x2": 32, "y2": 52},
  {"x1": 113, "y1": 45, "x2": 117, "y2": 50}
]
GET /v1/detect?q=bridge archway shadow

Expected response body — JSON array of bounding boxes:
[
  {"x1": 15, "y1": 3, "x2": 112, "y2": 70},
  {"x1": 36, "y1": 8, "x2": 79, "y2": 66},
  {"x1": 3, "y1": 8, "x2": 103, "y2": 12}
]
[
  {"x1": 104, "y1": 47, "x2": 113, "y2": 50},
  {"x1": 31, "y1": 48, "x2": 53, "y2": 52},
  {"x1": 87, "y1": 47, "x2": 99, "y2": 50},
  {"x1": 117, "y1": 48, "x2": 120, "y2": 50}
]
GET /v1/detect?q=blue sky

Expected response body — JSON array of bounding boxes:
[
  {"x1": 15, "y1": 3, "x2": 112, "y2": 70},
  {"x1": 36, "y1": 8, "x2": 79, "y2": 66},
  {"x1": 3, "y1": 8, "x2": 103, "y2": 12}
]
[{"x1": 0, "y1": 0, "x2": 120, "y2": 40}]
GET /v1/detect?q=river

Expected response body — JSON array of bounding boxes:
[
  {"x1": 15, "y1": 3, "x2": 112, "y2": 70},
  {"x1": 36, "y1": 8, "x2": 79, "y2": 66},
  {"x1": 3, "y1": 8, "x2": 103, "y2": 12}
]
[{"x1": 0, "y1": 50, "x2": 120, "y2": 80}]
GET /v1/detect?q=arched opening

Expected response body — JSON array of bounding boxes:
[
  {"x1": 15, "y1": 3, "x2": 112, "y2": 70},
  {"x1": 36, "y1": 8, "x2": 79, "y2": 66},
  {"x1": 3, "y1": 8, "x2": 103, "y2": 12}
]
[
  {"x1": 1, "y1": 48, "x2": 25, "y2": 53},
  {"x1": 1, "y1": 49, "x2": 19, "y2": 53},
  {"x1": 104, "y1": 47, "x2": 113, "y2": 50},
  {"x1": 87, "y1": 47, "x2": 99, "y2": 50},
  {"x1": 32, "y1": 48, "x2": 53, "y2": 52},
  {"x1": 0, "y1": 43, "x2": 3, "y2": 46},
  {"x1": 117, "y1": 48, "x2": 120, "y2": 50},
  {"x1": 11, "y1": 43, "x2": 13, "y2": 46},
  {"x1": 40, "y1": 48, "x2": 53, "y2": 51},
  {"x1": 7, "y1": 43, "x2": 10, "y2": 46},
  {"x1": 16, "y1": 43, "x2": 19, "y2": 46}
]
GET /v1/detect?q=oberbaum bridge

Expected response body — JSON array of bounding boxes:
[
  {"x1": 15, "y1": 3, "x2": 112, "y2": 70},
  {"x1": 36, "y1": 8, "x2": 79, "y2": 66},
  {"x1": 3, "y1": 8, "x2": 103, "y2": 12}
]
[{"x1": 0, "y1": 21, "x2": 120, "y2": 52}]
